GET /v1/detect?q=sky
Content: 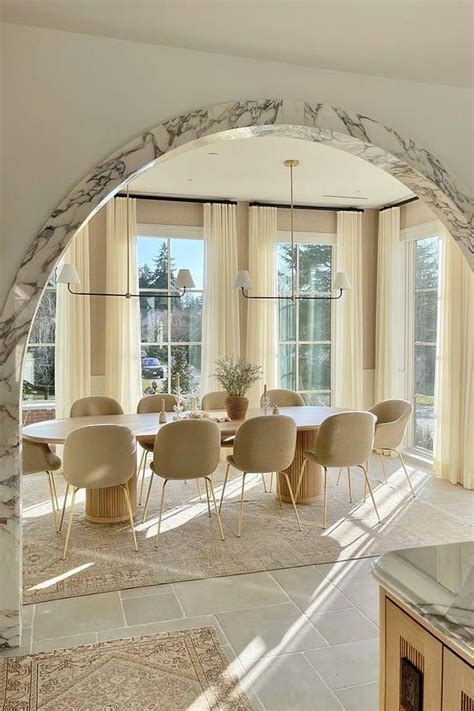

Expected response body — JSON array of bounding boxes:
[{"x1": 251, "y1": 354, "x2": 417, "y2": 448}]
[{"x1": 137, "y1": 236, "x2": 204, "y2": 289}]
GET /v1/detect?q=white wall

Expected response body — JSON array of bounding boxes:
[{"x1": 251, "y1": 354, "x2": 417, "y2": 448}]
[{"x1": 1, "y1": 23, "x2": 472, "y2": 309}]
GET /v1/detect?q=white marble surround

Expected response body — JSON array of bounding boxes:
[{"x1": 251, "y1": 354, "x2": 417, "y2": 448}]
[{"x1": 0, "y1": 98, "x2": 473, "y2": 648}]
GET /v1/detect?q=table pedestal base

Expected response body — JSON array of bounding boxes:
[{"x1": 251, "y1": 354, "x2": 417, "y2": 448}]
[
  {"x1": 278, "y1": 429, "x2": 323, "y2": 504},
  {"x1": 85, "y1": 474, "x2": 137, "y2": 524}
]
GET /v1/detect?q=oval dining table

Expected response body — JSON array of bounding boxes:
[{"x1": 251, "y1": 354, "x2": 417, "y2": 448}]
[{"x1": 22, "y1": 405, "x2": 348, "y2": 524}]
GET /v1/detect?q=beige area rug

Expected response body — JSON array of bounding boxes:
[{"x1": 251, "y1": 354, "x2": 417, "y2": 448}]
[
  {"x1": 23, "y1": 459, "x2": 473, "y2": 605},
  {"x1": 0, "y1": 627, "x2": 252, "y2": 710}
]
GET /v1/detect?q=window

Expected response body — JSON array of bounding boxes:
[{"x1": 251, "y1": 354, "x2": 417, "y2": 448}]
[
  {"x1": 409, "y1": 235, "x2": 440, "y2": 453},
  {"x1": 23, "y1": 273, "x2": 57, "y2": 402},
  {"x1": 137, "y1": 229, "x2": 204, "y2": 397},
  {"x1": 277, "y1": 240, "x2": 333, "y2": 405}
]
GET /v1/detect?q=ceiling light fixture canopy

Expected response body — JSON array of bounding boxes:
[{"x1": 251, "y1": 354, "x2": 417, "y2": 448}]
[
  {"x1": 234, "y1": 159, "x2": 351, "y2": 302},
  {"x1": 57, "y1": 187, "x2": 195, "y2": 299}
]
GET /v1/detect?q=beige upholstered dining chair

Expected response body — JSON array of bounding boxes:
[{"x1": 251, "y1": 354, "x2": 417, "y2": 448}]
[
  {"x1": 60, "y1": 425, "x2": 138, "y2": 560},
  {"x1": 267, "y1": 389, "x2": 305, "y2": 407},
  {"x1": 70, "y1": 396, "x2": 123, "y2": 417},
  {"x1": 142, "y1": 419, "x2": 224, "y2": 548},
  {"x1": 22, "y1": 441, "x2": 62, "y2": 532},
  {"x1": 219, "y1": 415, "x2": 300, "y2": 536},
  {"x1": 369, "y1": 399, "x2": 415, "y2": 496},
  {"x1": 136, "y1": 394, "x2": 178, "y2": 504},
  {"x1": 266, "y1": 389, "x2": 304, "y2": 491},
  {"x1": 296, "y1": 411, "x2": 380, "y2": 529},
  {"x1": 201, "y1": 391, "x2": 228, "y2": 410}
]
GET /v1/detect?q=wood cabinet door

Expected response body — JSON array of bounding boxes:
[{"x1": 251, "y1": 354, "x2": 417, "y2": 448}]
[
  {"x1": 385, "y1": 599, "x2": 443, "y2": 711},
  {"x1": 442, "y1": 648, "x2": 474, "y2": 711}
]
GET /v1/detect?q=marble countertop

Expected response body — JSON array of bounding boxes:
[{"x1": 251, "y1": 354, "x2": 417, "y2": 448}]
[{"x1": 372, "y1": 541, "x2": 474, "y2": 660}]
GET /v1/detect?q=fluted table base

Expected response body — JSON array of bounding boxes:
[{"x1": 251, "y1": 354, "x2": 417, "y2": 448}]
[
  {"x1": 278, "y1": 429, "x2": 323, "y2": 504},
  {"x1": 85, "y1": 474, "x2": 137, "y2": 524}
]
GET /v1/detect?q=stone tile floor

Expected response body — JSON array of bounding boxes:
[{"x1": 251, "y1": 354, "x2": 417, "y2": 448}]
[{"x1": 3, "y1": 467, "x2": 473, "y2": 710}]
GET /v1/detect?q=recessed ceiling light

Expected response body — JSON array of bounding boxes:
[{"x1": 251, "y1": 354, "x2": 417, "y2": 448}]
[
  {"x1": 207, "y1": 152, "x2": 219, "y2": 156},
  {"x1": 323, "y1": 194, "x2": 368, "y2": 200},
  {"x1": 187, "y1": 178, "x2": 193, "y2": 182}
]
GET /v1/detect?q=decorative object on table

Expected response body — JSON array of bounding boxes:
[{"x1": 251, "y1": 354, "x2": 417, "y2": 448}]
[
  {"x1": 185, "y1": 411, "x2": 230, "y2": 423},
  {"x1": 214, "y1": 355, "x2": 262, "y2": 420},
  {"x1": 234, "y1": 160, "x2": 351, "y2": 302},
  {"x1": 172, "y1": 374, "x2": 186, "y2": 420},
  {"x1": 260, "y1": 383, "x2": 271, "y2": 414},
  {"x1": 57, "y1": 188, "x2": 195, "y2": 301},
  {"x1": 159, "y1": 398, "x2": 167, "y2": 424},
  {"x1": 272, "y1": 405, "x2": 280, "y2": 415}
]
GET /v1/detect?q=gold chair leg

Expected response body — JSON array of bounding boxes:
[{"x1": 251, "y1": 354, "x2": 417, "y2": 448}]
[
  {"x1": 204, "y1": 477, "x2": 212, "y2": 517},
  {"x1": 261, "y1": 473, "x2": 268, "y2": 493},
  {"x1": 269, "y1": 472, "x2": 274, "y2": 493},
  {"x1": 336, "y1": 467, "x2": 343, "y2": 486},
  {"x1": 142, "y1": 473, "x2": 155, "y2": 523},
  {"x1": 154, "y1": 479, "x2": 168, "y2": 549},
  {"x1": 359, "y1": 464, "x2": 381, "y2": 523},
  {"x1": 219, "y1": 462, "x2": 231, "y2": 513},
  {"x1": 276, "y1": 472, "x2": 282, "y2": 508},
  {"x1": 205, "y1": 476, "x2": 225, "y2": 541},
  {"x1": 281, "y1": 471, "x2": 302, "y2": 531},
  {"x1": 295, "y1": 458, "x2": 308, "y2": 501},
  {"x1": 50, "y1": 471, "x2": 60, "y2": 510},
  {"x1": 138, "y1": 450, "x2": 147, "y2": 505},
  {"x1": 121, "y1": 482, "x2": 138, "y2": 552},
  {"x1": 46, "y1": 471, "x2": 60, "y2": 533},
  {"x1": 322, "y1": 467, "x2": 328, "y2": 529},
  {"x1": 347, "y1": 467, "x2": 353, "y2": 503},
  {"x1": 62, "y1": 486, "x2": 78, "y2": 560},
  {"x1": 379, "y1": 452, "x2": 387, "y2": 481},
  {"x1": 195, "y1": 478, "x2": 202, "y2": 499},
  {"x1": 58, "y1": 483, "x2": 70, "y2": 533},
  {"x1": 237, "y1": 473, "x2": 247, "y2": 538},
  {"x1": 396, "y1": 449, "x2": 416, "y2": 497}
]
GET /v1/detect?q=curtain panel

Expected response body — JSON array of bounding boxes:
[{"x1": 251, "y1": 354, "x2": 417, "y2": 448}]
[
  {"x1": 433, "y1": 231, "x2": 473, "y2": 489},
  {"x1": 201, "y1": 203, "x2": 240, "y2": 392},
  {"x1": 375, "y1": 207, "x2": 406, "y2": 401},
  {"x1": 55, "y1": 225, "x2": 91, "y2": 418},
  {"x1": 334, "y1": 211, "x2": 364, "y2": 409},
  {"x1": 246, "y1": 206, "x2": 278, "y2": 407},
  {"x1": 104, "y1": 198, "x2": 142, "y2": 414}
]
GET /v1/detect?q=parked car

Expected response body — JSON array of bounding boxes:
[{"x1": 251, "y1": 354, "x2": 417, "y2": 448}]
[{"x1": 141, "y1": 357, "x2": 166, "y2": 379}]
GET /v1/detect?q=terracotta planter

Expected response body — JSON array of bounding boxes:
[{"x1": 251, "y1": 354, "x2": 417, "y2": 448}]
[{"x1": 225, "y1": 395, "x2": 249, "y2": 421}]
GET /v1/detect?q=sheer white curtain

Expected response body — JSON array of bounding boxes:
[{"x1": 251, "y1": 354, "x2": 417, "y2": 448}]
[
  {"x1": 433, "y1": 230, "x2": 473, "y2": 489},
  {"x1": 55, "y1": 226, "x2": 91, "y2": 418},
  {"x1": 375, "y1": 207, "x2": 405, "y2": 401},
  {"x1": 334, "y1": 211, "x2": 364, "y2": 409},
  {"x1": 104, "y1": 198, "x2": 142, "y2": 414},
  {"x1": 201, "y1": 203, "x2": 240, "y2": 392},
  {"x1": 246, "y1": 206, "x2": 278, "y2": 406}
]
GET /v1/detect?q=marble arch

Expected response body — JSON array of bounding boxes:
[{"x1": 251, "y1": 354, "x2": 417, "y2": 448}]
[{"x1": 0, "y1": 98, "x2": 472, "y2": 648}]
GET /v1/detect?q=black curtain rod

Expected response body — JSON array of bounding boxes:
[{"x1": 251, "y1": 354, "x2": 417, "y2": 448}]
[
  {"x1": 116, "y1": 192, "x2": 237, "y2": 205},
  {"x1": 379, "y1": 196, "x2": 419, "y2": 212},
  {"x1": 249, "y1": 201, "x2": 363, "y2": 213}
]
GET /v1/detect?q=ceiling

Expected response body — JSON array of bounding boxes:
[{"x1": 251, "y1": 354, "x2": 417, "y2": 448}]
[
  {"x1": 130, "y1": 136, "x2": 413, "y2": 208},
  {"x1": 2, "y1": 0, "x2": 472, "y2": 88}
]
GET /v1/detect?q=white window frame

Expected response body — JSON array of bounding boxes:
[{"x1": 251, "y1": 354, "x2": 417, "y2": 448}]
[
  {"x1": 402, "y1": 221, "x2": 441, "y2": 456},
  {"x1": 137, "y1": 224, "x2": 204, "y2": 395},
  {"x1": 276, "y1": 231, "x2": 336, "y2": 405},
  {"x1": 22, "y1": 278, "x2": 57, "y2": 405}
]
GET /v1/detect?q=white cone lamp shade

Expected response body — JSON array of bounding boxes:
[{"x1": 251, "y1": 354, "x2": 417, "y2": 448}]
[
  {"x1": 333, "y1": 271, "x2": 352, "y2": 291},
  {"x1": 57, "y1": 263, "x2": 80, "y2": 285},
  {"x1": 175, "y1": 269, "x2": 195, "y2": 289},
  {"x1": 234, "y1": 270, "x2": 253, "y2": 290}
]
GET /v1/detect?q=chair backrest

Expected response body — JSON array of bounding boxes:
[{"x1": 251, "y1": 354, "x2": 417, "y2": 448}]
[
  {"x1": 22, "y1": 441, "x2": 60, "y2": 475},
  {"x1": 232, "y1": 415, "x2": 297, "y2": 473},
  {"x1": 70, "y1": 396, "x2": 123, "y2": 417},
  {"x1": 369, "y1": 399, "x2": 413, "y2": 449},
  {"x1": 63, "y1": 425, "x2": 136, "y2": 489},
  {"x1": 313, "y1": 411, "x2": 376, "y2": 468},
  {"x1": 267, "y1": 389, "x2": 305, "y2": 407},
  {"x1": 137, "y1": 393, "x2": 177, "y2": 414},
  {"x1": 201, "y1": 391, "x2": 227, "y2": 410},
  {"x1": 153, "y1": 419, "x2": 220, "y2": 479}
]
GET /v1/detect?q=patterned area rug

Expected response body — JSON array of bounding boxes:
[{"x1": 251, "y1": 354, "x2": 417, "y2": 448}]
[
  {"x1": 0, "y1": 627, "x2": 251, "y2": 710},
  {"x1": 23, "y1": 460, "x2": 473, "y2": 604}
]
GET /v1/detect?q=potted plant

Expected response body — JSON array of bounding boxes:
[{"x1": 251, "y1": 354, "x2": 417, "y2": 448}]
[{"x1": 214, "y1": 356, "x2": 262, "y2": 420}]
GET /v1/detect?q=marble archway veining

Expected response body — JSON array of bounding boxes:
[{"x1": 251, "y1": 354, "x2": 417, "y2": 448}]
[{"x1": 0, "y1": 98, "x2": 472, "y2": 648}]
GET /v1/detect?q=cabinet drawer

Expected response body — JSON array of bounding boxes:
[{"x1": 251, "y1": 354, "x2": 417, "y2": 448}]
[
  {"x1": 442, "y1": 648, "x2": 474, "y2": 711},
  {"x1": 385, "y1": 599, "x2": 443, "y2": 711}
]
